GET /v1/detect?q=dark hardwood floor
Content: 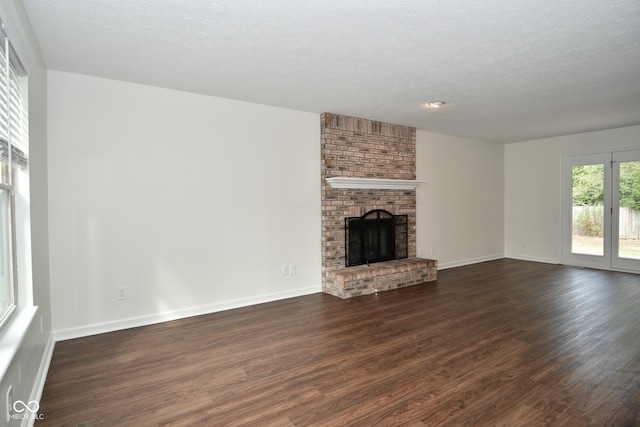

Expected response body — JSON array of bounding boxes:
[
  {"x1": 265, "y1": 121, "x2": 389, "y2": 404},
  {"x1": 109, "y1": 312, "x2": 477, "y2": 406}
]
[{"x1": 37, "y1": 259, "x2": 640, "y2": 426}]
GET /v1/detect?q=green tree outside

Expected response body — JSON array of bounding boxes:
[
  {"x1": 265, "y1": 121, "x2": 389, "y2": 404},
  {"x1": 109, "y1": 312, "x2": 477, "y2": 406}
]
[
  {"x1": 572, "y1": 162, "x2": 640, "y2": 209},
  {"x1": 619, "y1": 162, "x2": 640, "y2": 210},
  {"x1": 572, "y1": 162, "x2": 640, "y2": 238},
  {"x1": 572, "y1": 164, "x2": 604, "y2": 206}
]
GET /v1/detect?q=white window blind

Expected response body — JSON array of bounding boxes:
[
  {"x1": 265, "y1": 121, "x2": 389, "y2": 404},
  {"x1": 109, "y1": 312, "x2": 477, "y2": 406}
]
[
  {"x1": 0, "y1": 20, "x2": 27, "y2": 327},
  {"x1": 0, "y1": 24, "x2": 28, "y2": 171}
]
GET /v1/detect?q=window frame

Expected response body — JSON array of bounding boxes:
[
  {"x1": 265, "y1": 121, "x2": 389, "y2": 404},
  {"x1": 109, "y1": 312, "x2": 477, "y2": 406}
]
[
  {"x1": 0, "y1": 181, "x2": 17, "y2": 328},
  {"x1": 0, "y1": 21, "x2": 27, "y2": 329}
]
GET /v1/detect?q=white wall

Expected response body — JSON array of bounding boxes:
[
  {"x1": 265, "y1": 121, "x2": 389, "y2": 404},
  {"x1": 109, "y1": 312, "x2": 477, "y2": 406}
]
[
  {"x1": 48, "y1": 71, "x2": 321, "y2": 339},
  {"x1": 505, "y1": 125, "x2": 640, "y2": 263},
  {"x1": 0, "y1": 0, "x2": 52, "y2": 425},
  {"x1": 416, "y1": 131, "x2": 504, "y2": 269}
]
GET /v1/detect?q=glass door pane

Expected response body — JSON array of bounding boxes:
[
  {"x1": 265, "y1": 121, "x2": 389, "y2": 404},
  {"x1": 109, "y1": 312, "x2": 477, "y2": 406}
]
[
  {"x1": 612, "y1": 150, "x2": 640, "y2": 272},
  {"x1": 561, "y1": 153, "x2": 611, "y2": 270},
  {"x1": 571, "y1": 164, "x2": 605, "y2": 255},
  {"x1": 617, "y1": 161, "x2": 640, "y2": 259}
]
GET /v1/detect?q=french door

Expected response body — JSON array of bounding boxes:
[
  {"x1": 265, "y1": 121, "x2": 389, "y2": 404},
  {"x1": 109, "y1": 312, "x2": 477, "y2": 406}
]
[{"x1": 562, "y1": 150, "x2": 640, "y2": 273}]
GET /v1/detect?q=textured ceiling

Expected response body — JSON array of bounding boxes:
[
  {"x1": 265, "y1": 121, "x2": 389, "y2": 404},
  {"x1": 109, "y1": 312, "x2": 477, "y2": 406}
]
[{"x1": 22, "y1": 0, "x2": 640, "y2": 143}]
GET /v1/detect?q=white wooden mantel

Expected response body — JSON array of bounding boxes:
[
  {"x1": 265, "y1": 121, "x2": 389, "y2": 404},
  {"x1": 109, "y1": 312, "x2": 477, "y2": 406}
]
[{"x1": 325, "y1": 177, "x2": 426, "y2": 190}]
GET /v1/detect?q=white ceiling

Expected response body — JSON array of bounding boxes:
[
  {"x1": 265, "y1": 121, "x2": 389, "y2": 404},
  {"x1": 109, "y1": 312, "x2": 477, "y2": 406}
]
[{"x1": 22, "y1": 0, "x2": 640, "y2": 143}]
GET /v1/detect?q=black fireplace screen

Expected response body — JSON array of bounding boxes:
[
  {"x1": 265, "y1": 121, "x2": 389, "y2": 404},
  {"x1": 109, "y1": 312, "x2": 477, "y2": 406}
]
[{"x1": 345, "y1": 209, "x2": 408, "y2": 267}]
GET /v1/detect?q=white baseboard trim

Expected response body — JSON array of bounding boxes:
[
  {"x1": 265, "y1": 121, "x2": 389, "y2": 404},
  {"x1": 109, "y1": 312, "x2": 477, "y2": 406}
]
[
  {"x1": 436, "y1": 254, "x2": 505, "y2": 270},
  {"x1": 503, "y1": 254, "x2": 560, "y2": 265},
  {"x1": 24, "y1": 333, "x2": 54, "y2": 427},
  {"x1": 53, "y1": 285, "x2": 321, "y2": 342}
]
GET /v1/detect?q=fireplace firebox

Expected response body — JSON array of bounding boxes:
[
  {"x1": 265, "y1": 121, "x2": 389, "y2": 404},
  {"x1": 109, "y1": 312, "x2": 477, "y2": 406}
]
[{"x1": 345, "y1": 209, "x2": 408, "y2": 267}]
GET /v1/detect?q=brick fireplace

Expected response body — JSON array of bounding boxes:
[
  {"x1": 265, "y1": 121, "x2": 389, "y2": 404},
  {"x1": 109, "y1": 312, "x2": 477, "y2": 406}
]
[{"x1": 321, "y1": 113, "x2": 437, "y2": 298}]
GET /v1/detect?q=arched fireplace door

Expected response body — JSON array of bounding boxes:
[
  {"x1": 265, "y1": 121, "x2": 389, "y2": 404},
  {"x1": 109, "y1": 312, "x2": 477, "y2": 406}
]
[{"x1": 345, "y1": 209, "x2": 408, "y2": 267}]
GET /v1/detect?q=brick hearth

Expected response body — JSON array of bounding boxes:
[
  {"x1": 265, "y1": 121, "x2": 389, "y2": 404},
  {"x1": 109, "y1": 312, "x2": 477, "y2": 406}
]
[
  {"x1": 324, "y1": 258, "x2": 437, "y2": 298},
  {"x1": 320, "y1": 113, "x2": 437, "y2": 298}
]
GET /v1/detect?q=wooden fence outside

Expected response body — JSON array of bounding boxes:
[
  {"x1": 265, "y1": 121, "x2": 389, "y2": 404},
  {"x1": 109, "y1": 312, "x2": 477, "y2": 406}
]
[{"x1": 573, "y1": 206, "x2": 640, "y2": 239}]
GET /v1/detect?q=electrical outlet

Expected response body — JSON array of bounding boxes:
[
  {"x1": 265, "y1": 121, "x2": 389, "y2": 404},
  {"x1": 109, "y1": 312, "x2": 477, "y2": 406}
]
[
  {"x1": 116, "y1": 287, "x2": 127, "y2": 301},
  {"x1": 281, "y1": 265, "x2": 289, "y2": 276},
  {"x1": 289, "y1": 264, "x2": 296, "y2": 275},
  {"x1": 6, "y1": 385, "x2": 12, "y2": 422},
  {"x1": 430, "y1": 247, "x2": 436, "y2": 255}
]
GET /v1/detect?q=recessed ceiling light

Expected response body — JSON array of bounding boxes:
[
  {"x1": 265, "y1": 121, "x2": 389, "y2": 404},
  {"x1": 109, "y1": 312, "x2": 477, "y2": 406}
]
[{"x1": 427, "y1": 101, "x2": 446, "y2": 108}]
